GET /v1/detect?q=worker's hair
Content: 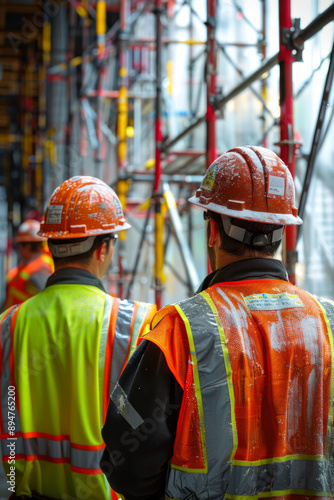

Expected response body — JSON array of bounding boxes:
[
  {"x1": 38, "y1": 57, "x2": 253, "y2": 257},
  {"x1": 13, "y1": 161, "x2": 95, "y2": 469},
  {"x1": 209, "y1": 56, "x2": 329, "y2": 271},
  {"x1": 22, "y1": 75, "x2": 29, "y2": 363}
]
[
  {"x1": 49, "y1": 234, "x2": 112, "y2": 266},
  {"x1": 17, "y1": 241, "x2": 44, "y2": 253},
  {"x1": 207, "y1": 210, "x2": 283, "y2": 257}
]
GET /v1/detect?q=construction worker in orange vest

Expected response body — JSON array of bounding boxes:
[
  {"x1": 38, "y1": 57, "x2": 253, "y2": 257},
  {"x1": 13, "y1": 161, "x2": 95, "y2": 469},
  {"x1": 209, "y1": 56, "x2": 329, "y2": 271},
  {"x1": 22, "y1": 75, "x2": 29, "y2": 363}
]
[
  {"x1": 0, "y1": 176, "x2": 156, "y2": 500},
  {"x1": 1, "y1": 219, "x2": 54, "y2": 311},
  {"x1": 100, "y1": 146, "x2": 334, "y2": 499}
]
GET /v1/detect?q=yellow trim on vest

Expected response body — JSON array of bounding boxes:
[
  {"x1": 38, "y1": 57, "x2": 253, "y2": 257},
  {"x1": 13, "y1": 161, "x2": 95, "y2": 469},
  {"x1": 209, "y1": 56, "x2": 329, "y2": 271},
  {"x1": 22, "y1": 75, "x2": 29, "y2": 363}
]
[
  {"x1": 129, "y1": 302, "x2": 146, "y2": 357},
  {"x1": 201, "y1": 290, "x2": 238, "y2": 462},
  {"x1": 170, "y1": 464, "x2": 207, "y2": 473},
  {"x1": 174, "y1": 303, "x2": 208, "y2": 473},
  {"x1": 232, "y1": 453, "x2": 325, "y2": 467},
  {"x1": 226, "y1": 489, "x2": 334, "y2": 499},
  {"x1": 310, "y1": 296, "x2": 334, "y2": 456},
  {"x1": 20, "y1": 271, "x2": 30, "y2": 280}
]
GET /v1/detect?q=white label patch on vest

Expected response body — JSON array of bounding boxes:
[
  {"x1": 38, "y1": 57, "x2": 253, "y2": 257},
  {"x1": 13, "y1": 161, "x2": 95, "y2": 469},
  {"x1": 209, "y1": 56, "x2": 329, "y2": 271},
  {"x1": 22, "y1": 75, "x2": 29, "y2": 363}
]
[
  {"x1": 268, "y1": 175, "x2": 285, "y2": 197},
  {"x1": 243, "y1": 292, "x2": 304, "y2": 311},
  {"x1": 47, "y1": 205, "x2": 63, "y2": 224},
  {"x1": 111, "y1": 383, "x2": 144, "y2": 429}
]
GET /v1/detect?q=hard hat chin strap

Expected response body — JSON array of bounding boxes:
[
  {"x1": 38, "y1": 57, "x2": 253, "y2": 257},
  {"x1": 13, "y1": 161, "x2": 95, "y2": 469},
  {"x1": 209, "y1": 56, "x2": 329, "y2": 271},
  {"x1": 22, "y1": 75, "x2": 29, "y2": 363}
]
[
  {"x1": 221, "y1": 216, "x2": 283, "y2": 248},
  {"x1": 48, "y1": 236, "x2": 96, "y2": 257}
]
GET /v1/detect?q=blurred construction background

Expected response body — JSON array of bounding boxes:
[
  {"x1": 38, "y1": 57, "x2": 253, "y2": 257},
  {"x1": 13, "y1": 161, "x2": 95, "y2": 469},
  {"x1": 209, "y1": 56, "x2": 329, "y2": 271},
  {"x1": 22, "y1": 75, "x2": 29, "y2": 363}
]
[{"x1": 0, "y1": 0, "x2": 334, "y2": 311}]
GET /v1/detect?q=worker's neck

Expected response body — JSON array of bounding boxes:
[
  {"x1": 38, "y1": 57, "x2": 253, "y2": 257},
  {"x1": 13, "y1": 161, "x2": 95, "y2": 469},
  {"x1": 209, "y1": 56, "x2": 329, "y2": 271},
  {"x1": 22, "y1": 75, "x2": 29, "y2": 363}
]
[
  {"x1": 54, "y1": 261, "x2": 103, "y2": 280},
  {"x1": 212, "y1": 250, "x2": 272, "y2": 272}
]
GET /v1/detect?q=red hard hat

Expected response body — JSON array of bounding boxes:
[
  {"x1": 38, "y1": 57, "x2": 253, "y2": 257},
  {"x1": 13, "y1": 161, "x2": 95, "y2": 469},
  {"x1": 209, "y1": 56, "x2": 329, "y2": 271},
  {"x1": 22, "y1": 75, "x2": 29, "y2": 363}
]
[
  {"x1": 189, "y1": 146, "x2": 302, "y2": 225},
  {"x1": 39, "y1": 176, "x2": 130, "y2": 239},
  {"x1": 16, "y1": 219, "x2": 46, "y2": 243}
]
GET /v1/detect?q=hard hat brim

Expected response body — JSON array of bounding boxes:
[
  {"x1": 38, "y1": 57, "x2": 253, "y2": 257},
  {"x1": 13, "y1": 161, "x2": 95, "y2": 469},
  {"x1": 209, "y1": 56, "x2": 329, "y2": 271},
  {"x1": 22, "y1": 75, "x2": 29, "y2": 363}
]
[
  {"x1": 188, "y1": 196, "x2": 303, "y2": 226},
  {"x1": 38, "y1": 221, "x2": 131, "y2": 239},
  {"x1": 16, "y1": 235, "x2": 47, "y2": 243}
]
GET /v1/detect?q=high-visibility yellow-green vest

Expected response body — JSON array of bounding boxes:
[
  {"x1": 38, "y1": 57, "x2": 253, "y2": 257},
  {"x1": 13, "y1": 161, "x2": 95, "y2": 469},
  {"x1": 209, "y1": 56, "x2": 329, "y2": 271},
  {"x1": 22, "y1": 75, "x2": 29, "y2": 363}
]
[{"x1": 0, "y1": 283, "x2": 156, "y2": 499}]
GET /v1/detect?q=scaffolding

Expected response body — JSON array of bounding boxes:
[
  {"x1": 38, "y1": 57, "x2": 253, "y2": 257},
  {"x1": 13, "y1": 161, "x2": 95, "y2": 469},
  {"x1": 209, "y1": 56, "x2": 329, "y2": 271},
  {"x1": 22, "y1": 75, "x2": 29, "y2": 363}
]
[{"x1": 0, "y1": 0, "x2": 334, "y2": 306}]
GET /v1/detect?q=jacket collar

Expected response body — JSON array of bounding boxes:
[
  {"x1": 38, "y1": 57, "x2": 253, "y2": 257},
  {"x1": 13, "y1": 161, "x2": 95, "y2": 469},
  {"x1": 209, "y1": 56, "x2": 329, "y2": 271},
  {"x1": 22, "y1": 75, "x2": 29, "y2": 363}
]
[
  {"x1": 197, "y1": 258, "x2": 289, "y2": 293},
  {"x1": 45, "y1": 267, "x2": 107, "y2": 293}
]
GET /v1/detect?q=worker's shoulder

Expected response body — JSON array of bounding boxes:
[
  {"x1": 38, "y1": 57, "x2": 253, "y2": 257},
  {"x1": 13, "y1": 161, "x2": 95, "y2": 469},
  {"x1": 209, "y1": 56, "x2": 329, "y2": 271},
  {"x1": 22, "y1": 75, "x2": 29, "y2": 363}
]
[
  {"x1": 151, "y1": 294, "x2": 203, "y2": 329},
  {"x1": 116, "y1": 297, "x2": 155, "y2": 308},
  {"x1": 0, "y1": 304, "x2": 21, "y2": 329},
  {"x1": 308, "y1": 293, "x2": 334, "y2": 318},
  {"x1": 116, "y1": 297, "x2": 157, "y2": 317}
]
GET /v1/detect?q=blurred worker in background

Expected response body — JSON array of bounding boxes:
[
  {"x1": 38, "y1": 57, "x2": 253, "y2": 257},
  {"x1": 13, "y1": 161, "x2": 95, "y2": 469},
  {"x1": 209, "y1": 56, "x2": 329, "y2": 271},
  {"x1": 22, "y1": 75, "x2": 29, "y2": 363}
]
[
  {"x1": 101, "y1": 146, "x2": 334, "y2": 499},
  {"x1": 0, "y1": 176, "x2": 156, "y2": 500},
  {"x1": 1, "y1": 219, "x2": 54, "y2": 311}
]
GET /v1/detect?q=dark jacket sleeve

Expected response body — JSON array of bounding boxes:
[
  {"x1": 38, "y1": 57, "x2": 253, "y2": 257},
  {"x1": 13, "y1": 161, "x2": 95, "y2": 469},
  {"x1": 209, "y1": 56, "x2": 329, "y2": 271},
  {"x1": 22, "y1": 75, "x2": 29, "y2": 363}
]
[{"x1": 100, "y1": 339, "x2": 183, "y2": 500}]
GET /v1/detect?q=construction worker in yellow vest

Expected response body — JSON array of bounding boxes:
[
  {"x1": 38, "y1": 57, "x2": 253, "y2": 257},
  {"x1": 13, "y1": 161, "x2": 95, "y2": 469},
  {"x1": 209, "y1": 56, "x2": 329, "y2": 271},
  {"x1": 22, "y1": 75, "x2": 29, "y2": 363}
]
[
  {"x1": 100, "y1": 146, "x2": 334, "y2": 499},
  {"x1": 1, "y1": 219, "x2": 54, "y2": 312},
  {"x1": 0, "y1": 176, "x2": 156, "y2": 500}
]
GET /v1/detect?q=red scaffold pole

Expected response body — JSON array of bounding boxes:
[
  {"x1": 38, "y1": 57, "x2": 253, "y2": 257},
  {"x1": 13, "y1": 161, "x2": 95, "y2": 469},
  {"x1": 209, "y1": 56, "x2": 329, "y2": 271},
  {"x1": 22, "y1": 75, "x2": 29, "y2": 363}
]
[
  {"x1": 279, "y1": 0, "x2": 297, "y2": 284},
  {"x1": 206, "y1": 0, "x2": 217, "y2": 274},
  {"x1": 154, "y1": 0, "x2": 164, "y2": 310},
  {"x1": 206, "y1": 0, "x2": 217, "y2": 170}
]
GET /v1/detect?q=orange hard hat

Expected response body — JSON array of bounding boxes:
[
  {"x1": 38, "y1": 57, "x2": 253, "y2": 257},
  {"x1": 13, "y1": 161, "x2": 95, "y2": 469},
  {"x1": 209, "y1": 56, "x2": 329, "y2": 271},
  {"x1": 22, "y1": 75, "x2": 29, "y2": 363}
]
[
  {"x1": 16, "y1": 219, "x2": 46, "y2": 243},
  {"x1": 189, "y1": 146, "x2": 302, "y2": 225},
  {"x1": 39, "y1": 176, "x2": 130, "y2": 239}
]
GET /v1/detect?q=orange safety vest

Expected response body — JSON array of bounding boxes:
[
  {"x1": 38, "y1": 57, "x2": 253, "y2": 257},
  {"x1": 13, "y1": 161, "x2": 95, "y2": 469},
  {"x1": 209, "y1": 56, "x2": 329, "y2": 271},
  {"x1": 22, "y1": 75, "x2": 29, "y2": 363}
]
[
  {"x1": 0, "y1": 284, "x2": 156, "y2": 499},
  {"x1": 146, "y1": 279, "x2": 334, "y2": 499},
  {"x1": 4, "y1": 253, "x2": 54, "y2": 308}
]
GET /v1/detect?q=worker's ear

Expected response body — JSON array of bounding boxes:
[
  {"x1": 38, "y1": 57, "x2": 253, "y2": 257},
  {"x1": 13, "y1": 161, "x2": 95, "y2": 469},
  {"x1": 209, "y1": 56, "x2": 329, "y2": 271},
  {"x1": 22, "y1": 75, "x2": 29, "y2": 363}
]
[
  {"x1": 208, "y1": 218, "x2": 220, "y2": 247},
  {"x1": 95, "y1": 241, "x2": 107, "y2": 263}
]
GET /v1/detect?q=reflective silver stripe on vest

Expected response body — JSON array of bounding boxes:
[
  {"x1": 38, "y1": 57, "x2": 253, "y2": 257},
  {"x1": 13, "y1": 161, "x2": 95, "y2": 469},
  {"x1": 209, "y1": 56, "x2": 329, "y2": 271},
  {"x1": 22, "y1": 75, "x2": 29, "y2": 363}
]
[
  {"x1": 314, "y1": 296, "x2": 334, "y2": 458},
  {"x1": 99, "y1": 294, "x2": 114, "y2": 422},
  {"x1": 109, "y1": 300, "x2": 135, "y2": 395},
  {"x1": 0, "y1": 435, "x2": 102, "y2": 471},
  {"x1": 166, "y1": 292, "x2": 334, "y2": 500},
  {"x1": 0, "y1": 307, "x2": 21, "y2": 435},
  {"x1": 226, "y1": 458, "x2": 334, "y2": 496},
  {"x1": 168, "y1": 458, "x2": 334, "y2": 499},
  {"x1": 166, "y1": 293, "x2": 234, "y2": 499},
  {"x1": 128, "y1": 302, "x2": 149, "y2": 357}
]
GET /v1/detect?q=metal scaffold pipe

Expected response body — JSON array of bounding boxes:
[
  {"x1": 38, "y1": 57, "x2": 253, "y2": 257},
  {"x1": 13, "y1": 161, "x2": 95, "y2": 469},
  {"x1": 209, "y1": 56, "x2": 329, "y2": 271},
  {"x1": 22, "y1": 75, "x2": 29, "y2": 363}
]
[
  {"x1": 163, "y1": 182, "x2": 200, "y2": 293},
  {"x1": 95, "y1": 0, "x2": 106, "y2": 178},
  {"x1": 206, "y1": 0, "x2": 217, "y2": 170},
  {"x1": 117, "y1": 0, "x2": 130, "y2": 300},
  {"x1": 161, "y1": 2, "x2": 334, "y2": 154},
  {"x1": 161, "y1": 54, "x2": 279, "y2": 153},
  {"x1": 298, "y1": 40, "x2": 334, "y2": 236},
  {"x1": 154, "y1": 0, "x2": 164, "y2": 310},
  {"x1": 278, "y1": 0, "x2": 297, "y2": 284},
  {"x1": 261, "y1": 0, "x2": 268, "y2": 146}
]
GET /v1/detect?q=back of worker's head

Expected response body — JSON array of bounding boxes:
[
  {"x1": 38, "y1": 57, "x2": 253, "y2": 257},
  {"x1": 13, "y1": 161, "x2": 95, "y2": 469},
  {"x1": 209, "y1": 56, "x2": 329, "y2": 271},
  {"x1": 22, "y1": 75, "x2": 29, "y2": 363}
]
[
  {"x1": 38, "y1": 176, "x2": 130, "y2": 265},
  {"x1": 189, "y1": 145, "x2": 303, "y2": 257}
]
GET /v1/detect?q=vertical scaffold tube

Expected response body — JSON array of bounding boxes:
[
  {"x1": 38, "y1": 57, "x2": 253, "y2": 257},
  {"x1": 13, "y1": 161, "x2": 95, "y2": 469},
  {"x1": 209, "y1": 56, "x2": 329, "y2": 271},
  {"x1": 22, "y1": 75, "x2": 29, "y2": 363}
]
[
  {"x1": 279, "y1": 0, "x2": 297, "y2": 284},
  {"x1": 38, "y1": 21, "x2": 51, "y2": 209},
  {"x1": 117, "y1": 0, "x2": 130, "y2": 300},
  {"x1": 206, "y1": 0, "x2": 217, "y2": 274},
  {"x1": 96, "y1": 0, "x2": 106, "y2": 179},
  {"x1": 117, "y1": 0, "x2": 128, "y2": 171},
  {"x1": 206, "y1": 0, "x2": 217, "y2": 170},
  {"x1": 154, "y1": 0, "x2": 164, "y2": 310},
  {"x1": 261, "y1": 0, "x2": 267, "y2": 147}
]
